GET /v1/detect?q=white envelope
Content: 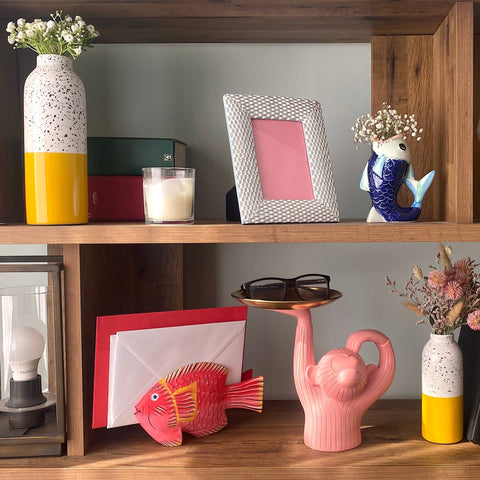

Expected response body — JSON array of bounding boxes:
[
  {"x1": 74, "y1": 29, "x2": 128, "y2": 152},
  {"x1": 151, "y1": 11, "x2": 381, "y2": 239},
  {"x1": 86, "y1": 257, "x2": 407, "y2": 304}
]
[{"x1": 107, "y1": 320, "x2": 246, "y2": 428}]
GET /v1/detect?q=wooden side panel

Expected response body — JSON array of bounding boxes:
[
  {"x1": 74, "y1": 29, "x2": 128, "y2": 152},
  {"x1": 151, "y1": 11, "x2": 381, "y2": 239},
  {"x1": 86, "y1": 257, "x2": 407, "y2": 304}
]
[
  {"x1": 474, "y1": 33, "x2": 480, "y2": 220},
  {"x1": 371, "y1": 35, "x2": 436, "y2": 220},
  {"x1": 372, "y1": 2, "x2": 474, "y2": 223},
  {"x1": 61, "y1": 243, "x2": 183, "y2": 455},
  {"x1": 61, "y1": 244, "x2": 85, "y2": 455},
  {"x1": 0, "y1": 45, "x2": 24, "y2": 223},
  {"x1": 433, "y1": 2, "x2": 474, "y2": 223},
  {"x1": 133, "y1": 244, "x2": 184, "y2": 312}
]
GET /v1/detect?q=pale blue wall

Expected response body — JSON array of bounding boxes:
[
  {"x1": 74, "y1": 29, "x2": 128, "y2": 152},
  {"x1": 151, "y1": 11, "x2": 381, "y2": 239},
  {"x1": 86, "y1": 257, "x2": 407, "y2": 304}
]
[{"x1": 76, "y1": 43, "x2": 371, "y2": 219}]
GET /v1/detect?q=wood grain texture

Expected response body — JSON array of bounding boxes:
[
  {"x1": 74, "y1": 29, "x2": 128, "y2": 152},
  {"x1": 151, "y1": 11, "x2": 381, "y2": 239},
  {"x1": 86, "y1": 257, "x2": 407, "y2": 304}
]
[
  {"x1": 0, "y1": 45, "x2": 25, "y2": 223},
  {"x1": 2, "y1": 221, "x2": 480, "y2": 244},
  {"x1": 59, "y1": 244, "x2": 184, "y2": 455},
  {"x1": 371, "y1": 35, "x2": 435, "y2": 220},
  {"x1": 0, "y1": 0, "x2": 464, "y2": 18},
  {"x1": 0, "y1": 0, "x2": 473, "y2": 43},
  {"x1": 133, "y1": 244, "x2": 184, "y2": 312},
  {"x1": 0, "y1": 400, "x2": 479, "y2": 479},
  {"x1": 474, "y1": 33, "x2": 480, "y2": 220},
  {"x1": 61, "y1": 244, "x2": 86, "y2": 456},
  {"x1": 433, "y1": 2, "x2": 474, "y2": 223}
]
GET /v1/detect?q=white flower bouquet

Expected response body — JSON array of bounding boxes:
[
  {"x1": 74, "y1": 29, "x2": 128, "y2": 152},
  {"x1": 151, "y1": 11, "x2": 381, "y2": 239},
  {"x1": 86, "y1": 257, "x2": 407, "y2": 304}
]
[
  {"x1": 6, "y1": 11, "x2": 99, "y2": 59},
  {"x1": 352, "y1": 102, "x2": 423, "y2": 145}
]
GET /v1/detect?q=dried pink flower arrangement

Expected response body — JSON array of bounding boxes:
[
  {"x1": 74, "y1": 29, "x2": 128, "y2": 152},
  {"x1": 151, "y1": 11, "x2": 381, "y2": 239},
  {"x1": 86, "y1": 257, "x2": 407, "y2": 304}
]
[{"x1": 386, "y1": 244, "x2": 480, "y2": 335}]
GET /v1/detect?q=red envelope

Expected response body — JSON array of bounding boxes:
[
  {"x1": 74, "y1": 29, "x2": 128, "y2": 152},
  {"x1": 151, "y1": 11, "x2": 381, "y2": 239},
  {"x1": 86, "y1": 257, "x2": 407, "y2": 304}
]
[{"x1": 92, "y1": 306, "x2": 247, "y2": 429}]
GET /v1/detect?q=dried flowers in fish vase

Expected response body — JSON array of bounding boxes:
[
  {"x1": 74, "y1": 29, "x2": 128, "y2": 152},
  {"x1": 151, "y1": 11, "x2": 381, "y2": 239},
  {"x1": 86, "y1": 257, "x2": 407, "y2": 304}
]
[{"x1": 352, "y1": 102, "x2": 434, "y2": 223}]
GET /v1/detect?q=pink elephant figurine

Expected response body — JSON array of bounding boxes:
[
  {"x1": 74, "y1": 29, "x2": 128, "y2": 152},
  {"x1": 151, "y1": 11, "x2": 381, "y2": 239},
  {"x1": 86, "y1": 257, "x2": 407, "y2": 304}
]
[{"x1": 278, "y1": 309, "x2": 395, "y2": 452}]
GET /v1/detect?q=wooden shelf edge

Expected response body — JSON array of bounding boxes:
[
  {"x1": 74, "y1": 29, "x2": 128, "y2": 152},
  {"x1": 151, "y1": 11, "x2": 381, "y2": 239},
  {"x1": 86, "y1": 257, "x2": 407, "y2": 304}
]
[{"x1": 0, "y1": 220, "x2": 478, "y2": 245}]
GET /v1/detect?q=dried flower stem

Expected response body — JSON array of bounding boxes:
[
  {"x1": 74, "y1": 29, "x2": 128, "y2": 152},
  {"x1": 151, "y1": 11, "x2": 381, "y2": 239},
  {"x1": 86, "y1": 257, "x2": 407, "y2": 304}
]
[
  {"x1": 404, "y1": 302, "x2": 423, "y2": 316},
  {"x1": 439, "y1": 243, "x2": 453, "y2": 272}
]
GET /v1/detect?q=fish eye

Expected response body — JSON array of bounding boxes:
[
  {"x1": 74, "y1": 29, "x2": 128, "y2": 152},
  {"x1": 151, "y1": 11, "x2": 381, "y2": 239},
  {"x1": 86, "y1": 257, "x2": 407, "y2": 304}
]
[
  {"x1": 151, "y1": 393, "x2": 159, "y2": 401},
  {"x1": 399, "y1": 143, "x2": 406, "y2": 151}
]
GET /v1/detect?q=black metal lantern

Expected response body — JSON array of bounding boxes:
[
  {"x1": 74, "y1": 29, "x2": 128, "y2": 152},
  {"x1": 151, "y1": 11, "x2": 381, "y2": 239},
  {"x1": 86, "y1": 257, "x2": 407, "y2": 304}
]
[{"x1": 0, "y1": 256, "x2": 65, "y2": 457}]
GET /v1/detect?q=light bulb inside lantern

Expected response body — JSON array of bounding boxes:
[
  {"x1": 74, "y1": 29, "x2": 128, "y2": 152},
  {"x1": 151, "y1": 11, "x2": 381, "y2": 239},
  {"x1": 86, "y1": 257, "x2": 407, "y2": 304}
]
[{"x1": 9, "y1": 326, "x2": 45, "y2": 382}]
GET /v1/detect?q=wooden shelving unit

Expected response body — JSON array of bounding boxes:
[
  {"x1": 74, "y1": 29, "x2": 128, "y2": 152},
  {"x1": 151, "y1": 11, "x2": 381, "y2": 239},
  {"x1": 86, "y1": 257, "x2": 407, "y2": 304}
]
[
  {"x1": 0, "y1": 0, "x2": 477, "y2": 225},
  {"x1": 0, "y1": 0, "x2": 480, "y2": 475}
]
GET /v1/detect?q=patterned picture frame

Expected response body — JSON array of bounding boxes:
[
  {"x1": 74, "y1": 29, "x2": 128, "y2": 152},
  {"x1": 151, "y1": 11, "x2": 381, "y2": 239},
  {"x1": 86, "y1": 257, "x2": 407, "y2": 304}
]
[{"x1": 223, "y1": 94, "x2": 339, "y2": 224}]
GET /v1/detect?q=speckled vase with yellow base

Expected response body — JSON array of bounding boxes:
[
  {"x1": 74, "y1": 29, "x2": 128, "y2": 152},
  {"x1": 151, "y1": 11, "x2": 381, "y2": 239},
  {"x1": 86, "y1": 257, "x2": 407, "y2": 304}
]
[
  {"x1": 24, "y1": 54, "x2": 88, "y2": 225},
  {"x1": 422, "y1": 333, "x2": 463, "y2": 444}
]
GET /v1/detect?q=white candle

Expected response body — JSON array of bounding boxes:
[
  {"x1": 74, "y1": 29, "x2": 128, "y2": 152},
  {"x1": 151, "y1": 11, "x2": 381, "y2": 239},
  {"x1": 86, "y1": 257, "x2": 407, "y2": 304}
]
[{"x1": 143, "y1": 168, "x2": 195, "y2": 224}]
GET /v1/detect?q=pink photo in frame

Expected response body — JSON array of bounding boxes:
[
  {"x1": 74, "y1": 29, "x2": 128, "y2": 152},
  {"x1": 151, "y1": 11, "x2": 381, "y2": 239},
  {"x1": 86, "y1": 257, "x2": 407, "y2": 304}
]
[
  {"x1": 223, "y1": 94, "x2": 339, "y2": 224},
  {"x1": 251, "y1": 119, "x2": 314, "y2": 201}
]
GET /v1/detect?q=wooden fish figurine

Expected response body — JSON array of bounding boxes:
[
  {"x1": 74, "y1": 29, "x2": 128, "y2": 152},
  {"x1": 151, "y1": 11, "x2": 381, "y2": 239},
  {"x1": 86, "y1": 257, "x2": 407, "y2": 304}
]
[{"x1": 134, "y1": 362, "x2": 264, "y2": 446}]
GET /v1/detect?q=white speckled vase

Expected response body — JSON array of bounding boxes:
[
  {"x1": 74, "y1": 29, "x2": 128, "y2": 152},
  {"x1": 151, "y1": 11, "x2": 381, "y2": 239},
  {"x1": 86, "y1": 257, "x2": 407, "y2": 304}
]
[
  {"x1": 24, "y1": 54, "x2": 88, "y2": 224},
  {"x1": 422, "y1": 333, "x2": 463, "y2": 443}
]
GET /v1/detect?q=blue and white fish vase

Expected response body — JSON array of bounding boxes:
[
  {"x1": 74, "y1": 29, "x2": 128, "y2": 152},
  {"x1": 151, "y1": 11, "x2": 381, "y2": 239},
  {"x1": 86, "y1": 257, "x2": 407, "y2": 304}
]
[{"x1": 359, "y1": 136, "x2": 435, "y2": 222}]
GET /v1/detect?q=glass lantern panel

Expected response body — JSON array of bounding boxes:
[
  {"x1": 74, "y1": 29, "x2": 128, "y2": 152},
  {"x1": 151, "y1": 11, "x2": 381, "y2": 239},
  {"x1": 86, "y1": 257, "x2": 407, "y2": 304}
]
[{"x1": 0, "y1": 286, "x2": 51, "y2": 401}]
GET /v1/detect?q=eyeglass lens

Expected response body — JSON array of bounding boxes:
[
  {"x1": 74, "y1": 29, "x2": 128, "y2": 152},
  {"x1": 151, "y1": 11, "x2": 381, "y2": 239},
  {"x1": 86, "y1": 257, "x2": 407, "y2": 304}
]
[
  {"x1": 246, "y1": 279, "x2": 286, "y2": 301},
  {"x1": 294, "y1": 275, "x2": 329, "y2": 300},
  {"x1": 244, "y1": 275, "x2": 329, "y2": 301}
]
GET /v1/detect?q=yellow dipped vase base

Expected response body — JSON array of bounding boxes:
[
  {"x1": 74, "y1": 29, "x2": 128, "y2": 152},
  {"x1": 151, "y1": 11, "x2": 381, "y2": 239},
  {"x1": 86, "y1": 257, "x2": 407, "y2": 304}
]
[
  {"x1": 422, "y1": 393, "x2": 463, "y2": 444},
  {"x1": 25, "y1": 152, "x2": 88, "y2": 225}
]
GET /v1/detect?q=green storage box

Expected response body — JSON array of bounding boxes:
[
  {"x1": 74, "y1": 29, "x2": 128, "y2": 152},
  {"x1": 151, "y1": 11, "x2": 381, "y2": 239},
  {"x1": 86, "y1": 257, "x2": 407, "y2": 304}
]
[{"x1": 87, "y1": 137, "x2": 186, "y2": 176}]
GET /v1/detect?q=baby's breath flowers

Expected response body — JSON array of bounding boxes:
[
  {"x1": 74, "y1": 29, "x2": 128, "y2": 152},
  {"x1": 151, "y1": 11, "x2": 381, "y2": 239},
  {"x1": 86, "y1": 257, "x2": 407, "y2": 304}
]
[
  {"x1": 386, "y1": 244, "x2": 480, "y2": 335},
  {"x1": 6, "y1": 11, "x2": 99, "y2": 59},
  {"x1": 352, "y1": 102, "x2": 423, "y2": 146}
]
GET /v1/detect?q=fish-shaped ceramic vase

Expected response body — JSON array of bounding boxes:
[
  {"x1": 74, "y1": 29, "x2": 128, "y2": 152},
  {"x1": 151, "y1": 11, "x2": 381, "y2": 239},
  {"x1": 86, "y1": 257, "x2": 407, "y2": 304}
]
[
  {"x1": 360, "y1": 136, "x2": 435, "y2": 222},
  {"x1": 134, "y1": 362, "x2": 264, "y2": 446}
]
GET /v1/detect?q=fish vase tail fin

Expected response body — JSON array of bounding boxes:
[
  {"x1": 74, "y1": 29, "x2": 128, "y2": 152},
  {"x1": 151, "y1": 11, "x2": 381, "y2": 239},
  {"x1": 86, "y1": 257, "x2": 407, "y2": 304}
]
[
  {"x1": 225, "y1": 376, "x2": 264, "y2": 412},
  {"x1": 405, "y1": 168, "x2": 435, "y2": 207}
]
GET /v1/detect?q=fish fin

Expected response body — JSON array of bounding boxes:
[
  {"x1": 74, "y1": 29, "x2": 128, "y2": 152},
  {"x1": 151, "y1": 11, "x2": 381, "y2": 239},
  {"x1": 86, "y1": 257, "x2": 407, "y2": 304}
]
[
  {"x1": 158, "y1": 428, "x2": 183, "y2": 447},
  {"x1": 164, "y1": 361, "x2": 228, "y2": 384},
  {"x1": 150, "y1": 381, "x2": 177, "y2": 429},
  {"x1": 405, "y1": 170, "x2": 435, "y2": 207},
  {"x1": 173, "y1": 382, "x2": 198, "y2": 423},
  {"x1": 372, "y1": 154, "x2": 387, "y2": 178},
  {"x1": 359, "y1": 162, "x2": 370, "y2": 191},
  {"x1": 225, "y1": 376, "x2": 264, "y2": 412}
]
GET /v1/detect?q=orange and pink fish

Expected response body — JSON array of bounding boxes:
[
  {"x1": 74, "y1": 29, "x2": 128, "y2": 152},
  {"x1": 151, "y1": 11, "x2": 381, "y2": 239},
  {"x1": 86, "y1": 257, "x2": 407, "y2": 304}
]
[{"x1": 134, "y1": 362, "x2": 264, "y2": 446}]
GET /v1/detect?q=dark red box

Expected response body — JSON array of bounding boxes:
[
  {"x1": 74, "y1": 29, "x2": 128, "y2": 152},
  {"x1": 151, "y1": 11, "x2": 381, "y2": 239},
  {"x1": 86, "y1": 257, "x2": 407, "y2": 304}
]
[{"x1": 88, "y1": 176, "x2": 144, "y2": 221}]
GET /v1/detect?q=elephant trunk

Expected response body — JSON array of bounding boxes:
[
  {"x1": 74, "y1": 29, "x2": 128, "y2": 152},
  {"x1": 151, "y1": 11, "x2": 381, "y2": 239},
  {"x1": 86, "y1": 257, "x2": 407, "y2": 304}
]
[{"x1": 346, "y1": 329, "x2": 396, "y2": 413}]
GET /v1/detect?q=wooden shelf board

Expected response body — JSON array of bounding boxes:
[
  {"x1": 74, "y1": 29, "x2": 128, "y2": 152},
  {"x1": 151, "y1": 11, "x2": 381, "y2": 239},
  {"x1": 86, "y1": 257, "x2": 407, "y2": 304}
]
[
  {"x1": 0, "y1": 400, "x2": 478, "y2": 479},
  {"x1": 0, "y1": 220, "x2": 477, "y2": 245},
  {"x1": 0, "y1": 1, "x2": 476, "y2": 43}
]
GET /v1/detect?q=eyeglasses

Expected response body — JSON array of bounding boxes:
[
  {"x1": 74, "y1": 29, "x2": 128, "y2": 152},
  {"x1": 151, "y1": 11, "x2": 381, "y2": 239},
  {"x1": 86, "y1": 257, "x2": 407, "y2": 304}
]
[{"x1": 241, "y1": 274, "x2": 330, "y2": 301}]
